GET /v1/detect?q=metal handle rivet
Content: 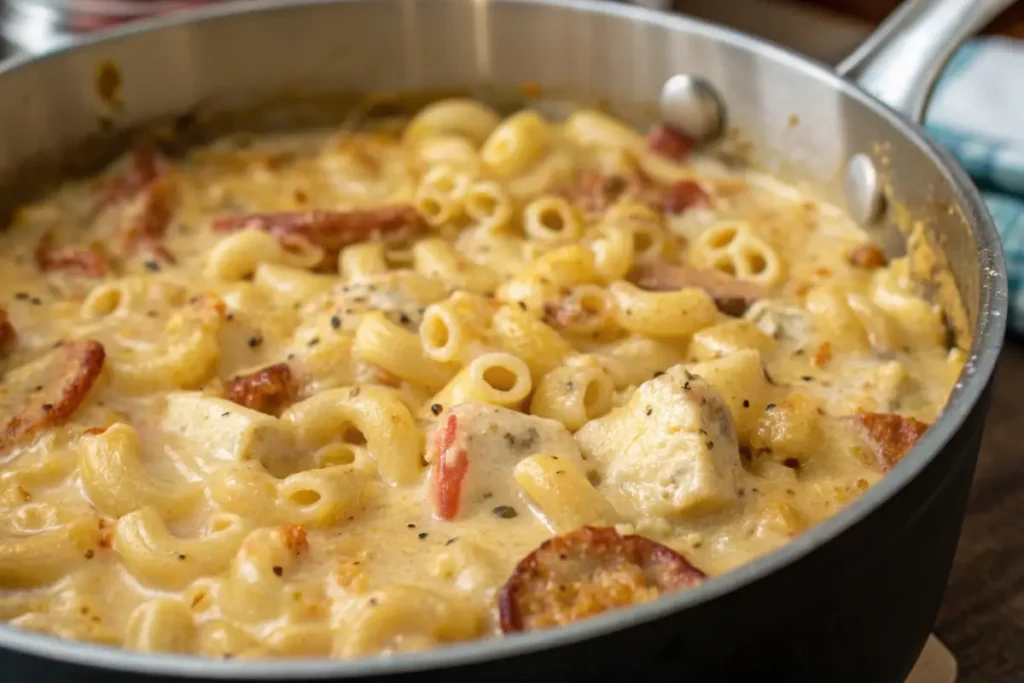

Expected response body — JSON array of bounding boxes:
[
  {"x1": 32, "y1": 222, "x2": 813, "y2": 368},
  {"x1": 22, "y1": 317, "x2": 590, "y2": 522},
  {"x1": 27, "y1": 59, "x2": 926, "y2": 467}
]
[
  {"x1": 845, "y1": 153, "x2": 886, "y2": 225},
  {"x1": 658, "y1": 74, "x2": 725, "y2": 143}
]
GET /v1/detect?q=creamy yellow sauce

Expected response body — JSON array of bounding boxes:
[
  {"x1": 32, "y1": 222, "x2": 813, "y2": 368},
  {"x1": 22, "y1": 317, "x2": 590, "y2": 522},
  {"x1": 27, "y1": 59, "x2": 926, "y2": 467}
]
[{"x1": 0, "y1": 100, "x2": 962, "y2": 658}]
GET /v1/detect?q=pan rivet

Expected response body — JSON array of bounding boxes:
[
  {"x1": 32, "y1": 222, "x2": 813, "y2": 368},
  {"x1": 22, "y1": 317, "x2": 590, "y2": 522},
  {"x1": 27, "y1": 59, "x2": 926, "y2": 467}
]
[
  {"x1": 659, "y1": 75, "x2": 724, "y2": 142},
  {"x1": 845, "y1": 153, "x2": 885, "y2": 225}
]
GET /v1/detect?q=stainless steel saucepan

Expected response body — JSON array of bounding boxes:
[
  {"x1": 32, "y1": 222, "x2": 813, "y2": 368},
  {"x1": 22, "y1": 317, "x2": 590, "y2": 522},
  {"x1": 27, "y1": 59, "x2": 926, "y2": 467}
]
[{"x1": 0, "y1": 0, "x2": 1009, "y2": 681}]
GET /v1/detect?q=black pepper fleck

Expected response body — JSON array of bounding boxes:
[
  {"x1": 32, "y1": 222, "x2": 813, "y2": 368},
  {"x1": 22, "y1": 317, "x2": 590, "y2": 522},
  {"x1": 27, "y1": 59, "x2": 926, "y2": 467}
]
[
  {"x1": 743, "y1": 400, "x2": 750, "y2": 408},
  {"x1": 84, "y1": 549, "x2": 95, "y2": 559},
  {"x1": 418, "y1": 532, "x2": 429, "y2": 539},
  {"x1": 645, "y1": 407, "x2": 653, "y2": 416},
  {"x1": 15, "y1": 292, "x2": 28, "y2": 300},
  {"x1": 765, "y1": 403, "x2": 777, "y2": 411},
  {"x1": 144, "y1": 260, "x2": 160, "y2": 272},
  {"x1": 407, "y1": 523, "x2": 416, "y2": 529},
  {"x1": 491, "y1": 505, "x2": 518, "y2": 519},
  {"x1": 517, "y1": 301, "x2": 527, "y2": 311},
  {"x1": 272, "y1": 566, "x2": 283, "y2": 577},
  {"x1": 177, "y1": 553, "x2": 187, "y2": 560},
  {"x1": 445, "y1": 537, "x2": 459, "y2": 546},
  {"x1": 430, "y1": 403, "x2": 443, "y2": 416},
  {"x1": 41, "y1": 403, "x2": 53, "y2": 411},
  {"x1": 248, "y1": 335, "x2": 263, "y2": 348},
  {"x1": 399, "y1": 312, "x2": 411, "y2": 325},
  {"x1": 30, "y1": 297, "x2": 42, "y2": 306},
  {"x1": 801, "y1": 375, "x2": 814, "y2": 382},
  {"x1": 307, "y1": 337, "x2": 320, "y2": 347},
  {"x1": 330, "y1": 315, "x2": 342, "y2": 330},
  {"x1": 653, "y1": 370, "x2": 665, "y2": 378},
  {"x1": 226, "y1": 312, "x2": 234, "y2": 321},
  {"x1": 221, "y1": 411, "x2": 230, "y2": 417}
]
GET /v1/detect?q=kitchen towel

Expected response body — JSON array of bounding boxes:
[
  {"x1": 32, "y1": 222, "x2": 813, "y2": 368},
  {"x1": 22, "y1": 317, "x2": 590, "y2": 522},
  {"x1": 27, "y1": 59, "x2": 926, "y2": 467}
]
[{"x1": 925, "y1": 37, "x2": 1024, "y2": 335}]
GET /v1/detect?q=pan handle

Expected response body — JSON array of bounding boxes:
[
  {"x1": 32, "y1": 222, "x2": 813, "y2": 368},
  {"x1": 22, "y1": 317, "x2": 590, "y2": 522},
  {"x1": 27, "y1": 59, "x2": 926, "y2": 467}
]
[{"x1": 836, "y1": 0, "x2": 1017, "y2": 122}]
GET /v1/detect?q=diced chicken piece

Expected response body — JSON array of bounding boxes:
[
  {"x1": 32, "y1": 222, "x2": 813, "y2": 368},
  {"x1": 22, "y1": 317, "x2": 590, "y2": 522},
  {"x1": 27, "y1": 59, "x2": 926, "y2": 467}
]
[
  {"x1": 425, "y1": 403, "x2": 582, "y2": 521},
  {"x1": 498, "y1": 526, "x2": 704, "y2": 632},
  {"x1": 162, "y1": 393, "x2": 295, "y2": 477},
  {"x1": 630, "y1": 261, "x2": 764, "y2": 316},
  {"x1": 575, "y1": 366, "x2": 742, "y2": 518},
  {"x1": 687, "y1": 349, "x2": 775, "y2": 443},
  {"x1": 744, "y1": 299, "x2": 813, "y2": 350},
  {"x1": 814, "y1": 357, "x2": 909, "y2": 414}
]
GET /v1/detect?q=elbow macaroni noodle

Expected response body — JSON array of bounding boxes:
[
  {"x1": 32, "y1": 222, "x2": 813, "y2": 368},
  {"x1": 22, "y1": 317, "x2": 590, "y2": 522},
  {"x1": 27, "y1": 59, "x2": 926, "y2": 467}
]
[{"x1": 0, "y1": 97, "x2": 961, "y2": 658}]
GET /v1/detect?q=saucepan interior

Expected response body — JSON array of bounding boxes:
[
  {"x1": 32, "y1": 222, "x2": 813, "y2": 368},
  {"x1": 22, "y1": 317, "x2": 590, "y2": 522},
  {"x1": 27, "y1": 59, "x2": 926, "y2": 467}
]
[{"x1": 0, "y1": 0, "x2": 1006, "y2": 678}]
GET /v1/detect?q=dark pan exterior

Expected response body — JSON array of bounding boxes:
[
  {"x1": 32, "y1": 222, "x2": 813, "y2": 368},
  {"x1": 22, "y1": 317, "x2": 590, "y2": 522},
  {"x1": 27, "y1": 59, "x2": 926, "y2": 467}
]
[{"x1": 0, "y1": 1, "x2": 1006, "y2": 681}]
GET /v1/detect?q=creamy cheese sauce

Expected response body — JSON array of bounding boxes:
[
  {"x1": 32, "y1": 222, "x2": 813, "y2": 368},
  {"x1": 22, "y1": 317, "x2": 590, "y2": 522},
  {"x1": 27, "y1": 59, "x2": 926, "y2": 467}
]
[{"x1": 0, "y1": 101, "x2": 963, "y2": 658}]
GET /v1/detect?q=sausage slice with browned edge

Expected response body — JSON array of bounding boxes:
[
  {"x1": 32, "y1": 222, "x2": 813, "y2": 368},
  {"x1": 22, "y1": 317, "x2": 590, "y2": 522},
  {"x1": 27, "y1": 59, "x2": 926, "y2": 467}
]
[
  {"x1": 630, "y1": 261, "x2": 764, "y2": 316},
  {"x1": 849, "y1": 411, "x2": 929, "y2": 471},
  {"x1": 0, "y1": 340, "x2": 106, "y2": 451},
  {"x1": 224, "y1": 363, "x2": 299, "y2": 416},
  {"x1": 499, "y1": 526, "x2": 704, "y2": 633},
  {"x1": 211, "y1": 205, "x2": 424, "y2": 253}
]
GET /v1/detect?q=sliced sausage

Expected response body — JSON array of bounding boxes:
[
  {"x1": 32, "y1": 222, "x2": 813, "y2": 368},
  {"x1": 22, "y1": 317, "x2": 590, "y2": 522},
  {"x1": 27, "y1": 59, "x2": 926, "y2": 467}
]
[
  {"x1": 849, "y1": 411, "x2": 929, "y2": 470},
  {"x1": 0, "y1": 308, "x2": 16, "y2": 352},
  {"x1": 224, "y1": 363, "x2": 299, "y2": 416},
  {"x1": 498, "y1": 526, "x2": 704, "y2": 632},
  {"x1": 646, "y1": 123, "x2": 695, "y2": 162},
  {"x1": 211, "y1": 205, "x2": 424, "y2": 253},
  {"x1": 0, "y1": 340, "x2": 106, "y2": 452},
  {"x1": 35, "y1": 232, "x2": 109, "y2": 278},
  {"x1": 661, "y1": 180, "x2": 710, "y2": 215},
  {"x1": 120, "y1": 175, "x2": 176, "y2": 253},
  {"x1": 98, "y1": 146, "x2": 168, "y2": 207},
  {"x1": 630, "y1": 262, "x2": 764, "y2": 316},
  {"x1": 849, "y1": 244, "x2": 887, "y2": 270}
]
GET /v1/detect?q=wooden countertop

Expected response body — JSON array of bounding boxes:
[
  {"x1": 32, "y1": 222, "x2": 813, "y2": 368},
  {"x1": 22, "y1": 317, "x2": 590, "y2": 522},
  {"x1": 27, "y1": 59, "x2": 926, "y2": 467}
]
[{"x1": 934, "y1": 341, "x2": 1024, "y2": 683}]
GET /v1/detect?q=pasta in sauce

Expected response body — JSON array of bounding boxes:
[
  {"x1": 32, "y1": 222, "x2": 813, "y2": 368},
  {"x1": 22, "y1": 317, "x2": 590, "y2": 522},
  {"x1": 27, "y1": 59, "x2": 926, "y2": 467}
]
[{"x1": 0, "y1": 99, "x2": 962, "y2": 657}]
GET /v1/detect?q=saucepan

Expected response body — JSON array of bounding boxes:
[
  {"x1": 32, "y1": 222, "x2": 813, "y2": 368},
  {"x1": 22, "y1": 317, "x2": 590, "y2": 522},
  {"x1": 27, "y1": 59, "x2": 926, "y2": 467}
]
[{"x1": 0, "y1": 0, "x2": 1009, "y2": 681}]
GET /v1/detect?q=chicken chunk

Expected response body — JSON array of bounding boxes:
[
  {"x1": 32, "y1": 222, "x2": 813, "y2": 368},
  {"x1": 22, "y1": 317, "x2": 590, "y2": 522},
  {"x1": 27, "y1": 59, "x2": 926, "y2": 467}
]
[
  {"x1": 575, "y1": 366, "x2": 741, "y2": 518},
  {"x1": 426, "y1": 403, "x2": 582, "y2": 521}
]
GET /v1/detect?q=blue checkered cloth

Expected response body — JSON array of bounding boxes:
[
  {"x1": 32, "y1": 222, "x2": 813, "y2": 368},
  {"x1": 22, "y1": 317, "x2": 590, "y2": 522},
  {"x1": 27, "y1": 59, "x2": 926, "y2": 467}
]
[{"x1": 925, "y1": 38, "x2": 1024, "y2": 335}]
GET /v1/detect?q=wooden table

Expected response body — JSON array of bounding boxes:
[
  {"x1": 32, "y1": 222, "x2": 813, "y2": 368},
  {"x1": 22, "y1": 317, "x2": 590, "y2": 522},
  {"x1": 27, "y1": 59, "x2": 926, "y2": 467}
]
[
  {"x1": 779, "y1": 2, "x2": 1024, "y2": 681},
  {"x1": 934, "y1": 341, "x2": 1024, "y2": 683}
]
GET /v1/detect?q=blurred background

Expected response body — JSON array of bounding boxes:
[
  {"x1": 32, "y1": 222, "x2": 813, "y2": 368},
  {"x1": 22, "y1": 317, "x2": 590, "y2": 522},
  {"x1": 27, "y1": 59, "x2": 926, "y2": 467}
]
[{"x1": 3, "y1": 0, "x2": 1023, "y2": 56}]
